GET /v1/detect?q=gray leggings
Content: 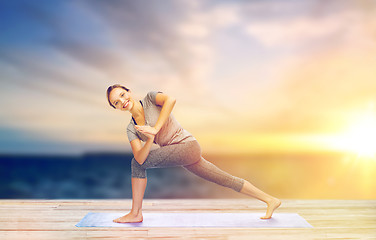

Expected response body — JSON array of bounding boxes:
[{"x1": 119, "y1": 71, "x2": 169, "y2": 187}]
[{"x1": 131, "y1": 140, "x2": 245, "y2": 192}]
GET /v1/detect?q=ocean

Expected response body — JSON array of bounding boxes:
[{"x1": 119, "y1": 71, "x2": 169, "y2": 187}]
[{"x1": 1, "y1": 152, "x2": 375, "y2": 199}]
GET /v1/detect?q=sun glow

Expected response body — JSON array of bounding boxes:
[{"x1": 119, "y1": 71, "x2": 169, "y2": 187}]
[{"x1": 337, "y1": 111, "x2": 376, "y2": 158}]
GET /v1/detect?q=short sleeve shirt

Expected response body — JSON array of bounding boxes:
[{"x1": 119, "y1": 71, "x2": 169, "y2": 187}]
[{"x1": 126, "y1": 91, "x2": 196, "y2": 146}]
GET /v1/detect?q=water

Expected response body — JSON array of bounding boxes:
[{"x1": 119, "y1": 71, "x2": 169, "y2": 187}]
[
  {"x1": 0, "y1": 153, "x2": 212, "y2": 199},
  {"x1": 1, "y1": 152, "x2": 375, "y2": 199}
]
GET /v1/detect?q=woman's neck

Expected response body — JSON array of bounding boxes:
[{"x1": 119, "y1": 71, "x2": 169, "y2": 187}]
[{"x1": 130, "y1": 99, "x2": 144, "y2": 118}]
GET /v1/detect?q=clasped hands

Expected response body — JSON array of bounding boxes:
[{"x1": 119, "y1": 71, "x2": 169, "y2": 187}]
[{"x1": 135, "y1": 125, "x2": 158, "y2": 139}]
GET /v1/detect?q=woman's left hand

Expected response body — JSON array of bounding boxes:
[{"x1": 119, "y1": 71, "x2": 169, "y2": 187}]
[{"x1": 135, "y1": 125, "x2": 158, "y2": 136}]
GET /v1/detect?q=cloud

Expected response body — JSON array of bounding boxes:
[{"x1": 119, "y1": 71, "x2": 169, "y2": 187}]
[
  {"x1": 77, "y1": 0, "x2": 240, "y2": 96},
  {"x1": 254, "y1": 49, "x2": 376, "y2": 134},
  {"x1": 0, "y1": 48, "x2": 102, "y2": 107},
  {"x1": 2, "y1": 0, "x2": 375, "y2": 154},
  {"x1": 242, "y1": 0, "x2": 375, "y2": 48},
  {"x1": 244, "y1": 15, "x2": 341, "y2": 48},
  {"x1": 79, "y1": 0, "x2": 194, "y2": 82}
]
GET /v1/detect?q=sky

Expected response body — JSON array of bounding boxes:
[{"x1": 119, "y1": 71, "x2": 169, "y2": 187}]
[{"x1": 0, "y1": 0, "x2": 376, "y2": 155}]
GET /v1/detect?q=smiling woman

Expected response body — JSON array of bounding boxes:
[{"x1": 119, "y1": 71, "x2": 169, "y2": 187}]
[
  {"x1": 106, "y1": 84, "x2": 130, "y2": 109},
  {"x1": 105, "y1": 84, "x2": 281, "y2": 223}
]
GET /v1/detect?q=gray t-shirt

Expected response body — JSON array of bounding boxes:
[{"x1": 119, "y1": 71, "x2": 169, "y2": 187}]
[{"x1": 126, "y1": 91, "x2": 196, "y2": 146}]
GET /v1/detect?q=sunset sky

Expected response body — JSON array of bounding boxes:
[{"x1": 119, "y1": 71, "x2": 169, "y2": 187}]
[{"x1": 1, "y1": 0, "x2": 375, "y2": 155}]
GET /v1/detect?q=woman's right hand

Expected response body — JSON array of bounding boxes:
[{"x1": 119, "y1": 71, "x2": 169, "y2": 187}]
[
  {"x1": 135, "y1": 125, "x2": 156, "y2": 140},
  {"x1": 143, "y1": 131, "x2": 155, "y2": 140}
]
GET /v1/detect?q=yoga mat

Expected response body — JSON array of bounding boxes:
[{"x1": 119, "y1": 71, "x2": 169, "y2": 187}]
[{"x1": 76, "y1": 212, "x2": 313, "y2": 228}]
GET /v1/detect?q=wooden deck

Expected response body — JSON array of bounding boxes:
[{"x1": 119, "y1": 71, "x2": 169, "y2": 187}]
[{"x1": 0, "y1": 199, "x2": 375, "y2": 239}]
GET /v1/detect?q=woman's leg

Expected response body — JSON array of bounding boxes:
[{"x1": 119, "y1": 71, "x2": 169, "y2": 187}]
[
  {"x1": 183, "y1": 156, "x2": 245, "y2": 192},
  {"x1": 183, "y1": 155, "x2": 281, "y2": 219},
  {"x1": 131, "y1": 140, "x2": 202, "y2": 179},
  {"x1": 239, "y1": 180, "x2": 281, "y2": 219},
  {"x1": 113, "y1": 177, "x2": 147, "y2": 223},
  {"x1": 115, "y1": 140, "x2": 280, "y2": 222},
  {"x1": 114, "y1": 141, "x2": 200, "y2": 223},
  {"x1": 130, "y1": 177, "x2": 147, "y2": 215}
]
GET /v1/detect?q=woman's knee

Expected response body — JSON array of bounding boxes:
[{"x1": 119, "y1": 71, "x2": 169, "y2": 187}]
[
  {"x1": 131, "y1": 157, "x2": 146, "y2": 178},
  {"x1": 184, "y1": 154, "x2": 203, "y2": 168},
  {"x1": 186, "y1": 141, "x2": 202, "y2": 165}
]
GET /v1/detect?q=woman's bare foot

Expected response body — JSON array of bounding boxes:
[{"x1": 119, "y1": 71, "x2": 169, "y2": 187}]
[
  {"x1": 260, "y1": 197, "x2": 281, "y2": 219},
  {"x1": 113, "y1": 211, "x2": 143, "y2": 223}
]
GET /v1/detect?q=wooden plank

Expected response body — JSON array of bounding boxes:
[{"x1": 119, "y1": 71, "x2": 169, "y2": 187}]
[{"x1": 0, "y1": 199, "x2": 374, "y2": 239}]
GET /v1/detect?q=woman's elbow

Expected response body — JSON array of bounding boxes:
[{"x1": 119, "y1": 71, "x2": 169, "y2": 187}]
[
  {"x1": 167, "y1": 97, "x2": 176, "y2": 105},
  {"x1": 134, "y1": 154, "x2": 145, "y2": 165},
  {"x1": 134, "y1": 154, "x2": 141, "y2": 165}
]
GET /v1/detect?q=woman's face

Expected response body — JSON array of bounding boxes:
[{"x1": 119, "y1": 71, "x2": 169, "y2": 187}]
[{"x1": 109, "y1": 87, "x2": 133, "y2": 111}]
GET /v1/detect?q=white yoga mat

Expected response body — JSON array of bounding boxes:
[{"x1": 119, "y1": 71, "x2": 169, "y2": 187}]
[{"x1": 75, "y1": 212, "x2": 313, "y2": 228}]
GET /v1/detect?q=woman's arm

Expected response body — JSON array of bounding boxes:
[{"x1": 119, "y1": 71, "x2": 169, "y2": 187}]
[
  {"x1": 154, "y1": 94, "x2": 176, "y2": 132},
  {"x1": 133, "y1": 137, "x2": 155, "y2": 165},
  {"x1": 134, "y1": 93, "x2": 176, "y2": 136}
]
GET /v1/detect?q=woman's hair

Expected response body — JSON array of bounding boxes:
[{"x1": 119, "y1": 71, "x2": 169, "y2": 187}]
[{"x1": 106, "y1": 84, "x2": 130, "y2": 109}]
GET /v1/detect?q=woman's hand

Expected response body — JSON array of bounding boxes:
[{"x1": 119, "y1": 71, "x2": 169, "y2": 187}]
[{"x1": 135, "y1": 125, "x2": 158, "y2": 139}]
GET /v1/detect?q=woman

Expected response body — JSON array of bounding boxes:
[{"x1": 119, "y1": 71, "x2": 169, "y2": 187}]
[{"x1": 106, "y1": 84, "x2": 281, "y2": 223}]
